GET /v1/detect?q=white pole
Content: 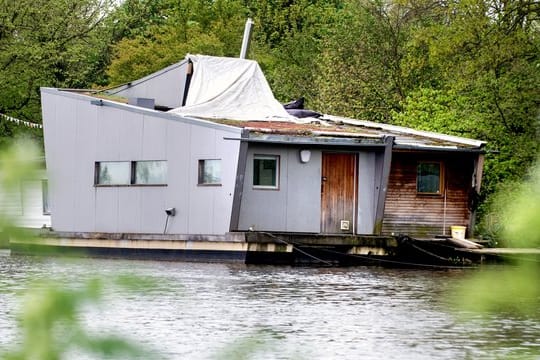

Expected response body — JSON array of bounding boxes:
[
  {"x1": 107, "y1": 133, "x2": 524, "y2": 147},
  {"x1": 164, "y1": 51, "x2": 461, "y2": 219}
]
[{"x1": 240, "y1": 18, "x2": 254, "y2": 59}]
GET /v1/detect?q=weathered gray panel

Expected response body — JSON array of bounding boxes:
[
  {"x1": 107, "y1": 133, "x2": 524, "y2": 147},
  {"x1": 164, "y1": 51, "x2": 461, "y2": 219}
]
[
  {"x1": 164, "y1": 122, "x2": 191, "y2": 234},
  {"x1": 373, "y1": 152, "x2": 385, "y2": 228},
  {"x1": 73, "y1": 100, "x2": 98, "y2": 232},
  {"x1": 141, "y1": 116, "x2": 167, "y2": 160},
  {"x1": 95, "y1": 188, "x2": 119, "y2": 232},
  {"x1": 238, "y1": 145, "x2": 287, "y2": 231},
  {"x1": 42, "y1": 89, "x2": 242, "y2": 235},
  {"x1": 239, "y1": 146, "x2": 383, "y2": 234},
  {"x1": 117, "y1": 188, "x2": 141, "y2": 233},
  {"x1": 213, "y1": 136, "x2": 240, "y2": 233},
  {"x1": 357, "y1": 152, "x2": 376, "y2": 234},
  {"x1": 187, "y1": 126, "x2": 240, "y2": 234},
  {"x1": 41, "y1": 92, "x2": 58, "y2": 228},
  {"x1": 95, "y1": 106, "x2": 123, "y2": 160},
  {"x1": 139, "y1": 187, "x2": 166, "y2": 233},
  {"x1": 190, "y1": 126, "x2": 216, "y2": 155},
  {"x1": 238, "y1": 145, "x2": 321, "y2": 232},
  {"x1": 284, "y1": 148, "x2": 321, "y2": 232},
  {"x1": 48, "y1": 94, "x2": 78, "y2": 231},
  {"x1": 110, "y1": 62, "x2": 188, "y2": 109},
  {"x1": 188, "y1": 182, "x2": 215, "y2": 233},
  {"x1": 118, "y1": 111, "x2": 143, "y2": 160}
]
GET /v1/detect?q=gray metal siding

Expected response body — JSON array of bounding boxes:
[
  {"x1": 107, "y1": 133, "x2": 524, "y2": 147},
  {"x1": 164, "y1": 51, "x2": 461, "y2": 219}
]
[
  {"x1": 357, "y1": 152, "x2": 377, "y2": 234},
  {"x1": 41, "y1": 89, "x2": 241, "y2": 235},
  {"x1": 108, "y1": 62, "x2": 188, "y2": 109},
  {"x1": 285, "y1": 149, "x2": 322, "y2": 232},
  {"x1": 238, "y1": 145, "x2": 321, "y2": 233},
  {"x1": 238, "y1": 145, "x2": 382, "y2": 235}
]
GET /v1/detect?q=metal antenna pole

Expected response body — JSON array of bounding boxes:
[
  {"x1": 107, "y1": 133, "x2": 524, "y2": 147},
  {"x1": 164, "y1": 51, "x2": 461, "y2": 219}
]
[{"x1": 239, "y1": 18, "x2": 254, "y2": 59}]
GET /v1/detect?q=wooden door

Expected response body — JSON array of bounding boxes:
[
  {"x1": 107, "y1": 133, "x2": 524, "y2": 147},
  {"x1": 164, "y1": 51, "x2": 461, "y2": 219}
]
[{"x1": 321, "y1": 153, "x2": 357, "y2": 234}]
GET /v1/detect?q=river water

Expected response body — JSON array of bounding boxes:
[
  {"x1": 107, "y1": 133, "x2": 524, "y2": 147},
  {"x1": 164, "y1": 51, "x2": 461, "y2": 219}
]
[{"x1": 0, "y1": 251, "x2": 538, "y2": 359}]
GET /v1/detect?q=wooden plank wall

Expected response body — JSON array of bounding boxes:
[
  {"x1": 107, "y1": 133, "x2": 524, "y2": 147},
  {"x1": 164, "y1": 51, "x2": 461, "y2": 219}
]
[{"x1": 381, "y1": 152, "x2": 475, "y2": 238}]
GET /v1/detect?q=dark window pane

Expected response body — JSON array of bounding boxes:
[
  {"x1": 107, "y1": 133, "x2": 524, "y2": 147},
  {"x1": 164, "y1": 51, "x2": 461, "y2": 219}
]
[
  {"x1": 198, "y1": 159, "x2": 221, "y2": 185},
  {"x1": 417, "y1": 163, "x2": 441, "y2": 193},
  {"x1": 253, "y1": 156, "x2": 278, "y2": 187}
]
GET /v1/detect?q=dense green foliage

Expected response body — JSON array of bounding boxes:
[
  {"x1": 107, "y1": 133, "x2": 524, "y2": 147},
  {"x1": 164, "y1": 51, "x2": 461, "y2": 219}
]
[
  {"x1": 452, "y1": 157, "x2": 540, "y2": 325},
  {"x1": 0, "y1": 0, "x2": 538, "y2": 235},
  {"x1": 0, "y1": 0, "x2": 117, "y2": 123}
]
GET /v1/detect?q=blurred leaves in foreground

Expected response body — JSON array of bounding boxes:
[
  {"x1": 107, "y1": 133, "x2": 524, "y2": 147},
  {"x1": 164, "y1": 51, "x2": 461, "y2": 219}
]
[
  {"x1": 451, "y1": 156, "x2": 540, "y2": 318},
  {"x1": 0, "y1": 140, "x2": 154, "y2": 359},
  {"x1": 0, "y1": 140, "x2": 41, "y2": 243},
  {"x1": 2, "y1": 277, "x2": 151, "y2": 360}
]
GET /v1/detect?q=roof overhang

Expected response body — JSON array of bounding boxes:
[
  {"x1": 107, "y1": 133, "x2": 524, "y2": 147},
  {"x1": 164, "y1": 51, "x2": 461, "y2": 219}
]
[{"x1": 225, "y1": 133, "x2": 388, "y2": 149}]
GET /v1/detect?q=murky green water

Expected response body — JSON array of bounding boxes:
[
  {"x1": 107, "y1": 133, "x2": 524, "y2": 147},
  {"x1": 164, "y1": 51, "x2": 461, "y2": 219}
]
[{"x1": 0, "y1": 251, "x2": 538, "y2": 359}]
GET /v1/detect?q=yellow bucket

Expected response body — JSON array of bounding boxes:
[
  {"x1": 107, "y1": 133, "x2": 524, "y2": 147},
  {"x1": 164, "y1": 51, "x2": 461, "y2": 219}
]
[{"x1": 451, "y1": 226, "x2": 467, "y2": 240}]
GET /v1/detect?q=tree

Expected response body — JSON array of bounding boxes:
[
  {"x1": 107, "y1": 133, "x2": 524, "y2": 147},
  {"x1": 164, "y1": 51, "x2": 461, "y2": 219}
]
[
  {"x1": 312, "y1": 0, "x2": 436, "y2": 121},
  {"x1": 106, "y1": 0, "x2": 248, "y2": 85},
  {"x1": 0, "y1": 0, "x2": 116, "y2": 138},
  {"x1": 395, "y1": 0, "x2": 540, "y2": 204}
]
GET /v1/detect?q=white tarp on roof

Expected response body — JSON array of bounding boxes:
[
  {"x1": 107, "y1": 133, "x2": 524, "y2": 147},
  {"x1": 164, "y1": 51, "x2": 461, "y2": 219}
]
[{"x1": 168, "y1": 55, "x2": 293, "y2": 121}]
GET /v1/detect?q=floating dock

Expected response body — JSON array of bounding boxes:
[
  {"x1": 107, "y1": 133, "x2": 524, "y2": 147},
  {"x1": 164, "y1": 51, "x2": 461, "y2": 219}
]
[{"x1": 9, "y1": 230, "x2": 539, "y2": 267}]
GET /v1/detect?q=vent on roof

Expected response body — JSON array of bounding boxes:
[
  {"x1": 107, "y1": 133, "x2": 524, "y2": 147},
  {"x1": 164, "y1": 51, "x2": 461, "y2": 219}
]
[{"x1": 128, "y1": 97, "x2": 155, "y2": 109}]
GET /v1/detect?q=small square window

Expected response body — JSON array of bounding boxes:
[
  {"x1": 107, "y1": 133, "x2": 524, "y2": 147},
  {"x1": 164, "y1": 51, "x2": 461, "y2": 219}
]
[
  {"x1": 417, "y1": 162, "x2": 443, "y2": 194},
  {"x1": 96, "y1": 161, "x2": 131, "y2": 185},
  {"x1": 198, "y1": 159, "x2": 221, "y2": 185},
  {"x1": 253, "y1": 155, "x2": 279, "y2": 189},
  {"x1": 134, "y1": 161, "x2": 167, "y2": 185}
]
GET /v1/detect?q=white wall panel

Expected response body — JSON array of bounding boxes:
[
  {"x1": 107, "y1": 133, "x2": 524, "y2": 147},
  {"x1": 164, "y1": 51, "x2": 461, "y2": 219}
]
[
  {"x1": 42, "y1": 89, "x2": 242, "y2": 235},
  {"x1": 357, "y1": 152, "x2": 376, "y2": 234},
  {"x1": 94, "y1": 188, "x2": 119, "y2": 233}
]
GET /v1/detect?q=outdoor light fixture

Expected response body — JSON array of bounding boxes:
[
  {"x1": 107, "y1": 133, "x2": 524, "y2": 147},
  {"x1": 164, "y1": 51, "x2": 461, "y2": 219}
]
[
  {"x1": 163, "y1": 208, "x2": 176, "y2": 234},
  {"x1": 299, "y1": 149, "x2": 311, "y2": 163}
]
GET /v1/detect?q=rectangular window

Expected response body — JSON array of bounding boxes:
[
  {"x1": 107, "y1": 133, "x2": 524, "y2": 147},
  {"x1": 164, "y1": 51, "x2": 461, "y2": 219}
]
[
  {"x1": 95, "y1": 161, "x2": 167, "y2": 186},
  {"x1": 134, "y1": 161, "x2": 167, "y2": 185},
  {"x1": 96, "y1": 161, "x2": 131, "y2": 185},
  {"x1": 253, "y1": 155, "x2": 279, "y2": 189},
  {"x1": 417, "y1": 162, "x2": 443, "y2": 194},
  {"x1": 42, "y1": 180, "x2": 50, "y2": 215},
  {"x1": 198, "y1": 159, "x2": 221, "y2": 185}
]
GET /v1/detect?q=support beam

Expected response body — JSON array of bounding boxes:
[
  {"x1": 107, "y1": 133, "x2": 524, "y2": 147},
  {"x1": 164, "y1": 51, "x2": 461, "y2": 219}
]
[
  {"x1": 373, "y1": 136, "x2": 394, "y2": 235},
  {"x1": 229, "y1": 129, "x2": 250, "y2": 231},
  {"x1": 469, "y1": 153, "x2": 485, "y2": 236}
]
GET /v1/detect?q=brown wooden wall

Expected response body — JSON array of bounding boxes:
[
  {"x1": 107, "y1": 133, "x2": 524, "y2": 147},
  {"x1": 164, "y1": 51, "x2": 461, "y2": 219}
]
[{"x1": 381, "y1": 151, "x2": 476, "y2": 238}]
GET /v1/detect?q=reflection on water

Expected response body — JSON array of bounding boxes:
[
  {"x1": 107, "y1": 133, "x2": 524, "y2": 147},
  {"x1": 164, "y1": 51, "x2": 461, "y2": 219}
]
[{"x1": 0, "y1": 253, "x2": 539, "y2": 359}]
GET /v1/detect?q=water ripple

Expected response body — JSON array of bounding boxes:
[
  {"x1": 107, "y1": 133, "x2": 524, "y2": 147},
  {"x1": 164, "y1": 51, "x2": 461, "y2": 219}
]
[{"x1": 0, "y1": 256, "x2": 538, "y2": 359}]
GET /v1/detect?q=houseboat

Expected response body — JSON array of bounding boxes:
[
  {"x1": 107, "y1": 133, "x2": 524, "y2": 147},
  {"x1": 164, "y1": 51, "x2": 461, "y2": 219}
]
[{"x1": 12, "y1": 55, "x2": 486, "y2": 266}]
